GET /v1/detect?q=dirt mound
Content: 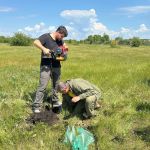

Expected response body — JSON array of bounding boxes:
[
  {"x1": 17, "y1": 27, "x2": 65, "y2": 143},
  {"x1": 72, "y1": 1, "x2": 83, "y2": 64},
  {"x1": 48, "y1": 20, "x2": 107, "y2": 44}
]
[{"x1": 27, "y1": 109, "x2": 59, "y2": 125}]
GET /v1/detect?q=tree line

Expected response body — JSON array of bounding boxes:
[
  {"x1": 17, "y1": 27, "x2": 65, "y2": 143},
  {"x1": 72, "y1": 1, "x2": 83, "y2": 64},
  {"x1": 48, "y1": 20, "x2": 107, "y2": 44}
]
[
  {"x1": 0, "y1": 32, "x2": 150, "y2": 47},
  {"x1": 66, "y1": 34, "x2": 150, "y2": 47}
]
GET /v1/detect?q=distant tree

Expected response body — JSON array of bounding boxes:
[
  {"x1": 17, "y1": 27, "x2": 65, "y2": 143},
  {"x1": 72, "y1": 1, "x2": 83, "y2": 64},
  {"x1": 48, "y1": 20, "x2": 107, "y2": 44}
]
[
  {"x1": 95, "y1": 35, "x2": 102, "y2": 44},
  {"x1": 123, "y1": 39, "x2": 130, "y2": 45},
  {"x1": 10, "y1": 32, "x2": 32, "y2": 46},
  {"x1": 102, "y1": 33, "x2": 110, "y2": 44},
  {"x1": 115, "y1": 37, "x2": 123, "y2": 41},
  {"x1": 115, "y1": 37, "x2": 131, "y2": 45},
  {"x1": 141, "y1": 39, "x2": 150, "y2": 46},
  {"x1": 0, "y1": 36, "x2": 11, "y2": 43},
  {"x1": 115, "y1": 37, "x2": 124, "y2": 45},
  {"x1": 66, "y1": 39, "x2": 72, "y2": 44},
  {"x1": 79, "y1": 40, "x2": 85, "y2": 44},
  {"x1": 67, "y1": 39, "x2": 79, "y2": 45},
  {"x1": 85, "y1": 34, "x2": 110, "y2": 44},
  {"x1": 130, "y1": 37, "x2": 141, "y2": 47},
  {"x1": 87, "y1": 35, "x2": 93, "y2": 44}
]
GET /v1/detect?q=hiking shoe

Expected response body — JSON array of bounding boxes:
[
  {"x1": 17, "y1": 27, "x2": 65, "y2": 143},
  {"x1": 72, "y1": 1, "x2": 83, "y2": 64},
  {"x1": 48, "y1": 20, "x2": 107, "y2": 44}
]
[
  {"x1": 33, "y1": 108, "x2": 41, "y2": 113},
  {"x1": 52, "y1": 101, "x2": 62, "y2": 107},
  {"x1": 82, "y1": 113, "x2": 91, "y2": 119},
  {"x1": 94, "y1": 101, "x2": 101, "y2": 109}
]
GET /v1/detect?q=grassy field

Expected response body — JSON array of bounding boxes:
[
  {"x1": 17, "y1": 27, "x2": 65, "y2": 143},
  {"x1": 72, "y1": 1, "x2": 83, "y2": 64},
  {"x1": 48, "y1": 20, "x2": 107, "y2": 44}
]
[{"x1": 0, "y1": 43, "x2": 150, "y2": 150}]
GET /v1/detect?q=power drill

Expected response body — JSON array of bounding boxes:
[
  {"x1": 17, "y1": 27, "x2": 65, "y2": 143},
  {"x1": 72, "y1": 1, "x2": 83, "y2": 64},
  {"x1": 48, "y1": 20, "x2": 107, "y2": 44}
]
[{"x1": 50, "y1": 46, "x2": 68, "y2": 61}]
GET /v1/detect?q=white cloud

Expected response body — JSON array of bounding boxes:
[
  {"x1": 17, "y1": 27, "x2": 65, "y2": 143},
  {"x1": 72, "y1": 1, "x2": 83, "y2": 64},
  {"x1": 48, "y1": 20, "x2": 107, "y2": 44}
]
[
  {"x1": 116, "y1": 27, "x2": 131, "y2": 38},
  {"x1": 61, "y1": 9, "x2": 150, "y2": 39},
  {"x1": 22, "y1": 22, "x2": 45, "y2": 32},
  {"x1": 18, "y1": 29, "x2": 23, "y2": 32},
  {"x1": 136, "y1": 24, "x2": 149, "y2": 33},
  {"x1": 83, "y1": 21, "x2": 108, "y2": 38},
  {"x1": 0, "y1": 7, "x2": 14, "y2": 12},
  {"x1": 69, "y1": 22, "x2": 74, "y2": 25},
  {"x1": 60, "y1": 9, "x2": 110, "y2": 39},
  {"x1": 60, "y1": 9, "x2": 150, "y2": 39},
  {"x1": 0, "y1": 30, "x2": 12, "y2": 37},
  {"x1": 65, "y1": 25, "x2": 80, "y2": 39},
  {"x1": 117, "y1": 24, "x2": 150, "y2": 39},
  {"x1": 24, "y1": 26, "x2": 33, "y2": 32},
  {"x1": 120, "y1": 5, "x2": 150, "y2": 14},
  {"x1": 60, "y1": 9, "x2": 96, "y2": 20},
  {"x1": 16, "y1": 22, "x2": 150, "y2": 39},
  {"x1": 48, "y1": 26, "x2": 56, "y2": 32},
  {"x1": 15, "y1": 10, "x2": 150, "y2": 39},
  {"x1": 17, "y1": 22, "x2": 58, "y2": 37},
  {"x1": 120, "y1": 27, "x2": 130, "y2": 33}
]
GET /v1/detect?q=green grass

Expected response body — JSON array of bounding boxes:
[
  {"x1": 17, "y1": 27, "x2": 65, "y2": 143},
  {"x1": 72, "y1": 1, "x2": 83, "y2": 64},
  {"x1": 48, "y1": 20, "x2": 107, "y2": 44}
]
[{"x1": 0, "y1": 43, "x2": 150, "y2": 150}]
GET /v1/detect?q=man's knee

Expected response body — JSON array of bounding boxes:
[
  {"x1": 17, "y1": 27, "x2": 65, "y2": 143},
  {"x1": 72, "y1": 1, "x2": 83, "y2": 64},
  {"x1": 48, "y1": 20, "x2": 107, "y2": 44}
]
[
  {"x1": 85, "y1": 96, "x2": 96, "y2": 116},
  {"x1": 38, "y1": 76, "x2": 50, "y2": 91},
  {"x1": 85, "y1": 95, "x2": 96, "y2": 105},
  {"x1": 37, "y1": 83, "x2": 47, "y2": 93}
]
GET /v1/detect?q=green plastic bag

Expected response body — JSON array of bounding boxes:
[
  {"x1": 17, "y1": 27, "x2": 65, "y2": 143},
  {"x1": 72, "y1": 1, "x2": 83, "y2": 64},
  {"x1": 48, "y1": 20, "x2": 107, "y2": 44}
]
[{"x1": 64, "y1": 126, "x2": 94, "y2": 150}]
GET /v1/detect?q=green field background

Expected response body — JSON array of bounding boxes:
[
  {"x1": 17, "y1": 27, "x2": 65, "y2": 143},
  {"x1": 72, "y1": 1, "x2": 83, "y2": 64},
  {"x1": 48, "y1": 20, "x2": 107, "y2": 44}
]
[{"x1": 0, "y1": 43, "x2": 149, "y2": 149}]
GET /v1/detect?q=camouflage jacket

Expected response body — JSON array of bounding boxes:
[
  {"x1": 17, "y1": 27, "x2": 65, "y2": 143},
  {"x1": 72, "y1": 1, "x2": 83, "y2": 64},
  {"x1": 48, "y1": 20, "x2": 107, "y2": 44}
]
[{"x1": 66, "y1": 78, "x2": 101, "y2": 100}]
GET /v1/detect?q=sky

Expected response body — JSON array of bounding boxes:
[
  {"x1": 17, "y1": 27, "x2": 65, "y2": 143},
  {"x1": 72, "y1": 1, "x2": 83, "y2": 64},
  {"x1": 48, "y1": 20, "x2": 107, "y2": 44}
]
[{"x1": 0, "y1": 0, "x2": 150, "y2": 40}]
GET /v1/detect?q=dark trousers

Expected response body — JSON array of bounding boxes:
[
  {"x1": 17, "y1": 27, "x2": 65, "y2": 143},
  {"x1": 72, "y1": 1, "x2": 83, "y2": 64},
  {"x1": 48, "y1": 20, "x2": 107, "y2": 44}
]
[
  {"x1": 62, "y1": 94, "x2": 85, "y2": 117},
  {"x1": 62, "y1": 94, "x2": 100, "y2": 117}
]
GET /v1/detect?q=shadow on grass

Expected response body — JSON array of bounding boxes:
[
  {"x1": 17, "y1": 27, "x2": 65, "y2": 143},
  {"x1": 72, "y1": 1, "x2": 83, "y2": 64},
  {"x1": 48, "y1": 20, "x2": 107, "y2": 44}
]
[
  {"x1": 136, "y1": 102, "x2": 150, "y2": 112},
  {"x1": 103, "y1": 110, "x2": 114, "y2": 117},
  {"x1": 134, "y1": 126, "x2": 150, "y2": 143},
  {"x1": 111, "y1": 136, "x2": 124, "y2": 144},
  {"x1": 143, "y1": 79, "x2": 150, "y2": 87},
  {"x1": 87, "y1": 126, "x2": 100, "y2": 150}
]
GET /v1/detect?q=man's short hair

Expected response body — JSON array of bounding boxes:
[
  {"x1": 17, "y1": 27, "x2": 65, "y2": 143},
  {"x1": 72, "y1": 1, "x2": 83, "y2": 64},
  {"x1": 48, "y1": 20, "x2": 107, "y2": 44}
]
[
  {"x1": 57, "y1": 82, "x2": 68, "y2": 92},
  {"x1": 56, "y1": 26, "x2": 68, "y2": 37}
]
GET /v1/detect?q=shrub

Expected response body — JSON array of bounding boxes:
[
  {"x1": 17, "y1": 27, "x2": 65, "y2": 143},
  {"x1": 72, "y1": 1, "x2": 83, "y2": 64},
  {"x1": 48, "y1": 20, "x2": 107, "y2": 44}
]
[
  {"x1": 130, "y1": 37, "x2": 141, "y2": 47},
  {"x1": 110, "y1": 40, "x2": 118, "y2": 48},
  {"x1": 10, "y1": 32, "x2": 32, "y2": 46},
  {"x1": 0, "y1": 36, "x2": 11, "y2": 43}
]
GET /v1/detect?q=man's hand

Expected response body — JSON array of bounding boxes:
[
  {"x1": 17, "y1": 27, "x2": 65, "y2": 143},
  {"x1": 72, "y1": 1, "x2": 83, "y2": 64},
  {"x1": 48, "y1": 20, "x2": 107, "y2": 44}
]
[
  {"x1": 63, "y1": 43, "x2": 68, "y2": 49},
  {"x1": 72, "y1": 96, "x2": 80, "y2": 103},
  {"x1": 33, "y1": 40, "x2": 51, "y2": 56},
  {"x1": 43, "y1": 48, "x2": 51, "y2": 55}
]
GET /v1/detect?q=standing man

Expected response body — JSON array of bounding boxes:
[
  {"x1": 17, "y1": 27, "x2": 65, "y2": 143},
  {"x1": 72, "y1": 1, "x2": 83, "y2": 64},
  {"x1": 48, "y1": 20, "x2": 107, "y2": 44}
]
[
  {"x1": 33, "y1": 26, "x2": 68, "y2": 113},
  {"x1": 57, "y1": 78, "x2": 101, "y2": 119}
]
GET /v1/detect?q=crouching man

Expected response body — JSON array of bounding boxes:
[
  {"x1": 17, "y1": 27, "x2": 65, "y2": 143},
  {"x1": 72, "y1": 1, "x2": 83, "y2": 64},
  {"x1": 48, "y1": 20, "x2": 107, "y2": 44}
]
[{"x1": 57, "y1": 78, "x2": 102, "y2": 119}]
